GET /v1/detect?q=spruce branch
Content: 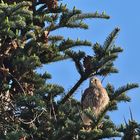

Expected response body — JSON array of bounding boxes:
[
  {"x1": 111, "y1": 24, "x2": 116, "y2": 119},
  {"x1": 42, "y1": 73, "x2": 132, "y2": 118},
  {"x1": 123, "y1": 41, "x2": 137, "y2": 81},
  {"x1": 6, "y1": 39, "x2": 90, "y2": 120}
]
[
  {"x1": 119, "y1": 110, "x2": 140, "y2": 140},
  {"x1": 96, "y1": 66, "x2": 118, "y2": 76},
  {"x1": 94, "y1": 129, "x2": 121, "y2": 139},
  {"x1": 95, "y1": 54, "x2": 118, "y2": 70},
  {"x1": 79, "y1": 128, "x2": 120, "y2": 140},
  {"x1": 103, "y1": 27, "x2": 120, "y2": 52},
  {"x1": 110, "y1": 46, "x2": 123, "y2": 54},
  {"x1": 112, "y1": 83, "x2": 139, "y2": 100},
  {"x1": 48, "y1": 11, "x2": 109, "y2": 31},
  {"x1": 37, "y1": 3, "x2": 69, "y2": 14},
  {"x1": 58, "y1": 39, "x2": 92, "y2": 51},
  {"x1": 74, "y1": 59, "x2": 84, "y2": 77},
  {"x1": 115, "y1": 93, "x2": 131, "y2": 102},
  {"x1": 50, "y1": 55, "x2": 70, "y2": 63},
  {"x1": 19, "y1": 109, "x2": 45, "y2": 125},
  {"x1": 48, "y1": 35, "x2": 64, "y2": 42},
  {"x1": 106, "y1": 83, "x2": 115, "y2": 95},
  {"x1": 66, "y1": 22, "x2": 89, "y2": 29},
  {"x1": 59, "y1": 8, "x2": 82, "y2": 25},
  {"x1": 0, "y1": 1, "x2": 31, "y2": 19},
  {"x1": 47, "y1": 21, "x2": 88, "y2": 31},
  {"x1": 65, "y1": 50, "x2": 85, "y2": 76},
  {"x1": 67, "y1": 12, "x2": 110, "y2": 24},
  {"x1": 10, "y1": 1, "x2": 32, "y2": 13},
  {"x1": 58, "y1": 77, "x2": 86, "y2": 106}
]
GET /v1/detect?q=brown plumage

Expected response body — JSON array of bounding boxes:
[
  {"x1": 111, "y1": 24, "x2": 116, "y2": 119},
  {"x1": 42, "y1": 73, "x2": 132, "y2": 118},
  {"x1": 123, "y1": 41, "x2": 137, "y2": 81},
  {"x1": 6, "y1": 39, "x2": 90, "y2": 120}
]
[
  {"x1": 81, "y1": 77, "x2": 109, "y2": 125},
  {"x1": 83, "y1": 55, "x2": 93, "y2": 72},
  {"x1": 47, "y1": 0, "x2": 58, "y2": 10}
]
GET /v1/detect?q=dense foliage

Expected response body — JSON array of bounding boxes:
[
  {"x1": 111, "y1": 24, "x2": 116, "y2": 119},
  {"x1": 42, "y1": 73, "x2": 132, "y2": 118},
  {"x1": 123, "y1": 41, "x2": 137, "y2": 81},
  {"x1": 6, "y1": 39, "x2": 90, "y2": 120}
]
[{"x1": 0, "y1": 0, "x2": 139, "y2": 140}]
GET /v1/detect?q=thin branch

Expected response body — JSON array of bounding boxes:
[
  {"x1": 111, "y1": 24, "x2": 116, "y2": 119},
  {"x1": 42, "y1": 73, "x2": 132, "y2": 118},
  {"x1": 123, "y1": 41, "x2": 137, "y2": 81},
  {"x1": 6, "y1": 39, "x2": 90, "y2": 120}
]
[
  {"x1": 50, "y1": 93, "x2": 57, "y2": 121},
  {"x1": 19, "y1": 109, "x2": 45, "y2": 125},
  {"x1": 58, "y1": 77, "x2": 86, "y2": 106},
  {"x1": 0, "y1": 66, "x2": 26, "y2": 95},
  {"x1": 8, "y1": 72, "x2": 26, "y2": 95},
  {"x1": 58, "y1": 70, "x2": 96, "y2": 106},
  {"x1": 101, "y1": 76, "x2": 106, "y2": 83}
]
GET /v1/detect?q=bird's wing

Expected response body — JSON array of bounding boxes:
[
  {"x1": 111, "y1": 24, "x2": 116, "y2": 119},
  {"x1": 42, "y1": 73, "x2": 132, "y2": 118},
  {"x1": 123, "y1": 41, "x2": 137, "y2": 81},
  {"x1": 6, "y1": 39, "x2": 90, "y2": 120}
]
[{"x1": 81, "y1": 87, "x2": 99, "y2": 109}]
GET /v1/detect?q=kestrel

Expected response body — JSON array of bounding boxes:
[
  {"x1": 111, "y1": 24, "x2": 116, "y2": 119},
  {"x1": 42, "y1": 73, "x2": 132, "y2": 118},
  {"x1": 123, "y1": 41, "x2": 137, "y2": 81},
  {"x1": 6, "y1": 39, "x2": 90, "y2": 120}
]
[{"x1": 81, "y1": 77, "x2": 109, "y2": 125}]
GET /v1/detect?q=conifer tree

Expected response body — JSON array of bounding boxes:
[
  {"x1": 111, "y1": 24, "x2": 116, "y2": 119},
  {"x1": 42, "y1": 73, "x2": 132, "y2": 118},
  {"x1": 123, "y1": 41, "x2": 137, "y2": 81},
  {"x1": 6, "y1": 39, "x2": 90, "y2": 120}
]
[{"x1": 0, "y1": 0, "x2": 139, "y2": 140}]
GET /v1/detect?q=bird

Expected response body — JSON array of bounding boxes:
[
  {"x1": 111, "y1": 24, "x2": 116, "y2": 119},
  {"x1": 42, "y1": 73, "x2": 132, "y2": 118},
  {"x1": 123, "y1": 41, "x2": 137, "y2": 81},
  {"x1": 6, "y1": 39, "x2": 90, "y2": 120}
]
[{"x1": 81, "y1": 77, "x2": 109, "y2": 125}]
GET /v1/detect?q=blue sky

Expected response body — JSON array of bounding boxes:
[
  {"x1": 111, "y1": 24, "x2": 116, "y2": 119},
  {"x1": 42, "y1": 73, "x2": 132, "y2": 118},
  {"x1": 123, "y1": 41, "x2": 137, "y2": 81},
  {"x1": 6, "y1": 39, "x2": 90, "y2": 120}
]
[{"x1": 38, "y1": 0, "x2": 140, "y2": 128}]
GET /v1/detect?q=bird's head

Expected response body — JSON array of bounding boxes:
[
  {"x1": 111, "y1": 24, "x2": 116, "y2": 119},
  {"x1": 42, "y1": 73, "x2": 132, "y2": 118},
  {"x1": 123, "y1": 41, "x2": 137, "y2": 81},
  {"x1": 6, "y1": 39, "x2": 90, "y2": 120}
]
[{"x1": 89, "y1": 77, "x2": 102, "y2": 88}]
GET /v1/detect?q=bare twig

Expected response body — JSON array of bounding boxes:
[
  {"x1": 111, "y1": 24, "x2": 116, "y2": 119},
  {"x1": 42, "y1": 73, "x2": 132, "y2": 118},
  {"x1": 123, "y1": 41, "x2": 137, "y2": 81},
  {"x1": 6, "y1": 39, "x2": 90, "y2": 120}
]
[
  {"x1": 8, "y1": 72, "x2": 26, "y2": 95},
  {"x1": 59, "y1": 77, "x2": 86, "y2": 106},
  {"x1": 19, "y1": 109, "x2": 45, "y2": 125},
  {"x1": 101, "y1": 76, "x2": 106, "y2": 83},
  {"x1": 50, "y1": 93, "x2": 57, "y2": 121},
  {"x1": 58, "y1": 72, "x2": 96, "y2": 106}
]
